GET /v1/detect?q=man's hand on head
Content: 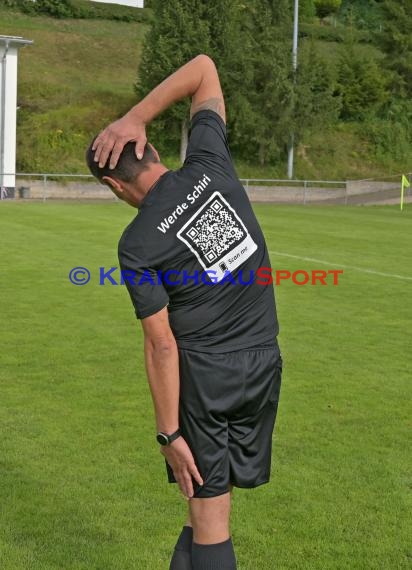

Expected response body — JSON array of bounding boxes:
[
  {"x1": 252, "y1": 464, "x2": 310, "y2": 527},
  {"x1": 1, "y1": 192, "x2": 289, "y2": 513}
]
[
  {"x1": 161, "y1": 436, "x2": 204, "y2": 499},
  {"x1": 92, "y1": 111, "x2": 147, "y2": 169},
  {"x1": 92, "y1": 55, "x2": 225, "y2": 171}
]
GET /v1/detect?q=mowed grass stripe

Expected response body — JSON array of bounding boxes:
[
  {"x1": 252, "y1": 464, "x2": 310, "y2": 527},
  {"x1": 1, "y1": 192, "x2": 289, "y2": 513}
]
[
  {"x1": 268, "y1": 250, "x2": 412, "y2": 281},
  {"x1": 0, "y1": 203, "x2": 410, "y2": 569}
]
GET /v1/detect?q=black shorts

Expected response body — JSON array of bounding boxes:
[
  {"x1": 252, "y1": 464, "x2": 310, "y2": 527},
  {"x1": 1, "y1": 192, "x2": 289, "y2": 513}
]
[{"x1": 166, "y1": 345, "x2": 282, "y2": 498}]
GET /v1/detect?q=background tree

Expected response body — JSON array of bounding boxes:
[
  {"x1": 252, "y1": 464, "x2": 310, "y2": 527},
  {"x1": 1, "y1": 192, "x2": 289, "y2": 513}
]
[
  {"x1": 300, "y1": 0, "x2": 316, "y2": 20},
  {"x1": 235, "y1": 0, "x2": 340, "y2": 168},
  {"x1": 137, "y1": 0, "x2": 355, "y2": 171},
  {"x1": 378, "y1": 0, "x2": 412, "y2": 97},
  {"x1": 337, "y1": 43, "x2": 389, "y2": 120},
  {"x1": 227, "y1": 0, "x2": 295, "y2": 166},
  {"x1": 136, "y1": 0, "x2": 210, "y2": 161},
  {"x1": 202, "y1": 1, "x2": 251, "y2": 160},
  {"x1": 339, "y1": 0, "x2": 382, "y2": 30},
  {"x1": 294, "y1": 42, "x2": 341, "y2": 137},
  {"x1": 314, "y1": 0, "x2": 342, "y2": 20},
  {"x1": 137, "y1": 0, "x2": 246, "y2": 162}
]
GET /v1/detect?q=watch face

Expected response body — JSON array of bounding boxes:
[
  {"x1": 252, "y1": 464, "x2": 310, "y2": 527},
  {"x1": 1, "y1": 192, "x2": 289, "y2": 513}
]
[{"x1": 156, "y1": 433, "x2": 169, "y2": 446}]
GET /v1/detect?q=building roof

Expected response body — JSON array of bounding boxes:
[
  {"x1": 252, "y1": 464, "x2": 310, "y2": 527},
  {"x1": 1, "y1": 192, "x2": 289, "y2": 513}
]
[{"x1": 0, "y1": 35, "x2": 33, "y2": 48}]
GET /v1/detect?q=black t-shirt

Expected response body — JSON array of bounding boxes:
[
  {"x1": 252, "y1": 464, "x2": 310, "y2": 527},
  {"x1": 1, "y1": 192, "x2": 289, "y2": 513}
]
[{"x1": 118, "y1": 110, "x2": 279, "y2": 353}]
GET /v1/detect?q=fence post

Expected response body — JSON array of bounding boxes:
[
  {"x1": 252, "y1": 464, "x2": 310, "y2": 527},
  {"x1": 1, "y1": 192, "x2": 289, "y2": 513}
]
[
  {"x1": 43, "y1": 175, "x2": 47, "y2": 202},
  {"x1": 344, "y1": 181, "x2": 348, "y2": 206},
  {"x1": 303, "y1": 180, "x2": 307, "y2": 205}
]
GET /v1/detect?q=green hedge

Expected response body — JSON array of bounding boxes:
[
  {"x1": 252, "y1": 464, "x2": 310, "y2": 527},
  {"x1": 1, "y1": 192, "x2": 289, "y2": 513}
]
[
  {"x1": 69, "y1": 0, "x2": 152, "y2": 23},
  {"x1": 3, "y1": 0, "x2": 152, "y2": 23},
  {"x1": 300, "y1": 22, "x2": 372, "y2": 43}
]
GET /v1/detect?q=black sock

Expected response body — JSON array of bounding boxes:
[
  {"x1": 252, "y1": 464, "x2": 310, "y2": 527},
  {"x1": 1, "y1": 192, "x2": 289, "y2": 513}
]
[
  {"x1": 169, "y1": 526, "x2": 193, "y2": 570},
  {"x1": 192, "y1": 538, "x2": 237, "y2": 570}
]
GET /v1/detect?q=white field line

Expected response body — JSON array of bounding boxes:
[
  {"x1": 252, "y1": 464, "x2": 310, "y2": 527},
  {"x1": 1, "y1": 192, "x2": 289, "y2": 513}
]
[{"x1": 268, "y1": 250, "x2": 412, "y2": 282}]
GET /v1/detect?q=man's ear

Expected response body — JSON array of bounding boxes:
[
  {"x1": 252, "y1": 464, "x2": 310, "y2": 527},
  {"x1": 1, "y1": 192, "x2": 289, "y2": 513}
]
[
  {"x1": 147, "y1": 143, "x2": 160, "y2": 162},
  {"x1": 102, "y1": 175, "x2": 123, "y2": 194}
]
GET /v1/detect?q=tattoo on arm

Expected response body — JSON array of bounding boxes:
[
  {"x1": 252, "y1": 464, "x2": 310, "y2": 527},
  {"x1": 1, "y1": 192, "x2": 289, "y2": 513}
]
[{"x1": 190, "y1": 97, "x2": 225, "y2": 122}]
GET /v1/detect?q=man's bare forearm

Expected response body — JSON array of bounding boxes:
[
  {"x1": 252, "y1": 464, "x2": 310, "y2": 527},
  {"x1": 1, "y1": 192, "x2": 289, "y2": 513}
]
[
  {"x1": 125, "y1": 54, "x2": 218, "y2": 125},
  {"x1": 92, "y1": 54, "x2": 224, "y2": 168},
  {"x1": 144, "y1": 338, "x2": 180, "y2": 434}
]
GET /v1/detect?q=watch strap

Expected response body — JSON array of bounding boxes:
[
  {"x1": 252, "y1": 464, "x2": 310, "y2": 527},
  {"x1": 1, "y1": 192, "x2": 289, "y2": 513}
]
[
  {"x1": 157, "y1": 428, "x2": 181, "y2": 446},
  {"x1": 167, "y1": 428, "x2": 181, "y2": 444}
]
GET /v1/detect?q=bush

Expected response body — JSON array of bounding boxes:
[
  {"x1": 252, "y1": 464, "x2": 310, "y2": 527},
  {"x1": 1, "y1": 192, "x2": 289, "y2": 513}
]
[
  {"x1": 361, "y1": 115, "x2": 412, "y2": 163},
  {"x1": 8, "y1": 0, "x2": 151, "y2": 23},
  {"x1": 21, "y1": 0, "x2": 73, "y2": 18},
  {"x1": 314, "y1": 0, "x2": 342, "y2": 19},
  {"x1": 69, "y1": 0, "x2": 151, "y2": 23},
  {"x1": 299, "y1": 22, "x2": 371, "y2": 43},
  {"x1": 339, "y1": 0, "x2": 383, "y2": 31},
  {"x1": 337, "y1": 45, "x2": 389, "y2": 119}
]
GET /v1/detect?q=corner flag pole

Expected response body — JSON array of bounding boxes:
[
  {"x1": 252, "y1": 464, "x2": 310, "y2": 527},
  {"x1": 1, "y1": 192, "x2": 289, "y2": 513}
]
[{"x1": 401, "y1": 174, "x2": 410, "y2": 211}]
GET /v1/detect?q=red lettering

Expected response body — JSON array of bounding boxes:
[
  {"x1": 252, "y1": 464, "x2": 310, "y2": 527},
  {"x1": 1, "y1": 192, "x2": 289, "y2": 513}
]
[
  {"x1": 292, "y1": 270, "x2": 309, "y2": 286},
  {"x1": 328, "y1": 269, "x2": 343, "y2": 285},
  {"x1": 256, "y1": 267, "x2": 273, "y2": 286},
  {"x1": 275, "y1": 270, "x2": 291, "y2": 285},
  {"x1": 311, "y1": 270, "x2": 328, "y2": 285}
]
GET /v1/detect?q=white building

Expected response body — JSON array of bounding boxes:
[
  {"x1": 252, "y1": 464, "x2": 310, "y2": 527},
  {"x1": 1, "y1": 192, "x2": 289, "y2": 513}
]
[
  {"x1": 90, "y1": 0, "x2": 144, "y2": 7},
  {"x1": 0, "y1": 35, "x2": 33, "y2": 198}
]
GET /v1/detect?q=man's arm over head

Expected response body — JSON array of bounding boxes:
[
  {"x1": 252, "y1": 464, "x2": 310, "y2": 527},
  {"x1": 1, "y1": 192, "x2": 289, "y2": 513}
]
[
  {"x1": 189, "y1": 55, "x2": 226, "y2": 123},
  {"x1": 92, "y1": 55, "x2": 225, "y2": 169}
]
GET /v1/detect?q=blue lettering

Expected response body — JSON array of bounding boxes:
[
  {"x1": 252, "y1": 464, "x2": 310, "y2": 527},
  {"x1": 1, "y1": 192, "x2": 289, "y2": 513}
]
[
  {"x1": 182, "y1": 270, "x2": 199, "y2": 285},
  {"x1": 163, "y1": 270, "x2": 181, "y2": 285},
  {"x1": 202, "y1": 270, "x2": 218, "y2": 285},
  {"x1": 100, "y1": 266, "x2": 118, "y2": 285},
  {"x1": 238, "y1": 270, "x2": 254, "y2": 285},
  {"x1": 120, "y1": 270, "x2": 137, "y2": 285},
  {"x1": 220, "y1": 271, "x2": 236, "y2": 285},
  {"x1": 138, "y1": 270, "x2": 155, "y2": 286}
]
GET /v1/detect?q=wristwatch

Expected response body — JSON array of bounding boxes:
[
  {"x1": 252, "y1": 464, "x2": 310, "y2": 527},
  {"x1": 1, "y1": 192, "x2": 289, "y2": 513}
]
[{"x1": 156, "y1": 428, "x2": 181, "y2": 446}]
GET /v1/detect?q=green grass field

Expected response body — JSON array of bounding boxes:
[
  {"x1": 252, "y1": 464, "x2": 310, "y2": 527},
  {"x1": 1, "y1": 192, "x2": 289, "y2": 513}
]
[{"x1": 0, "y1": 202, "x2": 411, "y2": 569}]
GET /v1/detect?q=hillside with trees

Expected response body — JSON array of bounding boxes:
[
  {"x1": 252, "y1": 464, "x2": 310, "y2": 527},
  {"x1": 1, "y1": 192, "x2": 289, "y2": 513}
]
[{"x1": 0, "y1": 0, "x2": 411, "y2": 179}]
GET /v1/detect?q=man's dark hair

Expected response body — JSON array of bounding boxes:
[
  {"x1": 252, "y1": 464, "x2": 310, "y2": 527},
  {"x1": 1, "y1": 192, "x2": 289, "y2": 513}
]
[{"x1": 85, "y1": 139, "x2": 159, "y2": 183}]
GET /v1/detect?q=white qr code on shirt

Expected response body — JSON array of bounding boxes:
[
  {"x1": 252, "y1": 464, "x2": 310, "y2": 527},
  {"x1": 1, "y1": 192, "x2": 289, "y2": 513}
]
[{"x1": 177, "y1": 191, "x2": 257, "y2": 281}]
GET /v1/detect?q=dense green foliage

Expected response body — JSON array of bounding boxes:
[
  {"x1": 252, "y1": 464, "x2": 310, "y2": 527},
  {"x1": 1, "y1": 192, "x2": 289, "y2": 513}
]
[
  {"x1": 137, "y1": 0, "x2": 210, "y2": 157},
  {"x1": 314, "y1": 0, "x2": 342, "y2": 19},
  {"x1": 0, "y1": 0, "x2": 410, "y2": 177},
  {"x1": 337, "y1": 43, "x2": 389, "y2": 120},
  {"x1": 3, "y1": 0, "x2": 151, "y2": 22},
  {"x1": 139, "y1": 0, "x2": 341, "y2": 166},
  {"x1": 339, "y1": 0, "x2": 383, "y2": 29},
  {"x1": 378, "y1": 0, "x2": 412, "y2": 97},
  {"x1": 137, "y1": 0, "x2": 411, "y2": 171}
]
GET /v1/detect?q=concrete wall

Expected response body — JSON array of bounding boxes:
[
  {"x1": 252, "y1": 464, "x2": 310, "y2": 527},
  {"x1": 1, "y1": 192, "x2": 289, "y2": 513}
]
[
  {"x1": 15, "y1": 178, "x2": 115, "y2": 200},
  {"x1": 12, "y1": 178, "x2": 410, "y2": 205},
  {"x1": 244, "y1": 185, "x2": 347, "y2": 204},
  {"x1": 346, "y1": 180, "x2": 399, "y2": 196}
]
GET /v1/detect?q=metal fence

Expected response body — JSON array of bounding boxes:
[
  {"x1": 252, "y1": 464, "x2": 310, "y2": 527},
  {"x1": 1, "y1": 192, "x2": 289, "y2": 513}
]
[
  {"x1": 241, "y1": 178, "x2": 349, "y2": 205},
  {"x1": 1, "y1": 172, "x2": 410, "y2": 206}
]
